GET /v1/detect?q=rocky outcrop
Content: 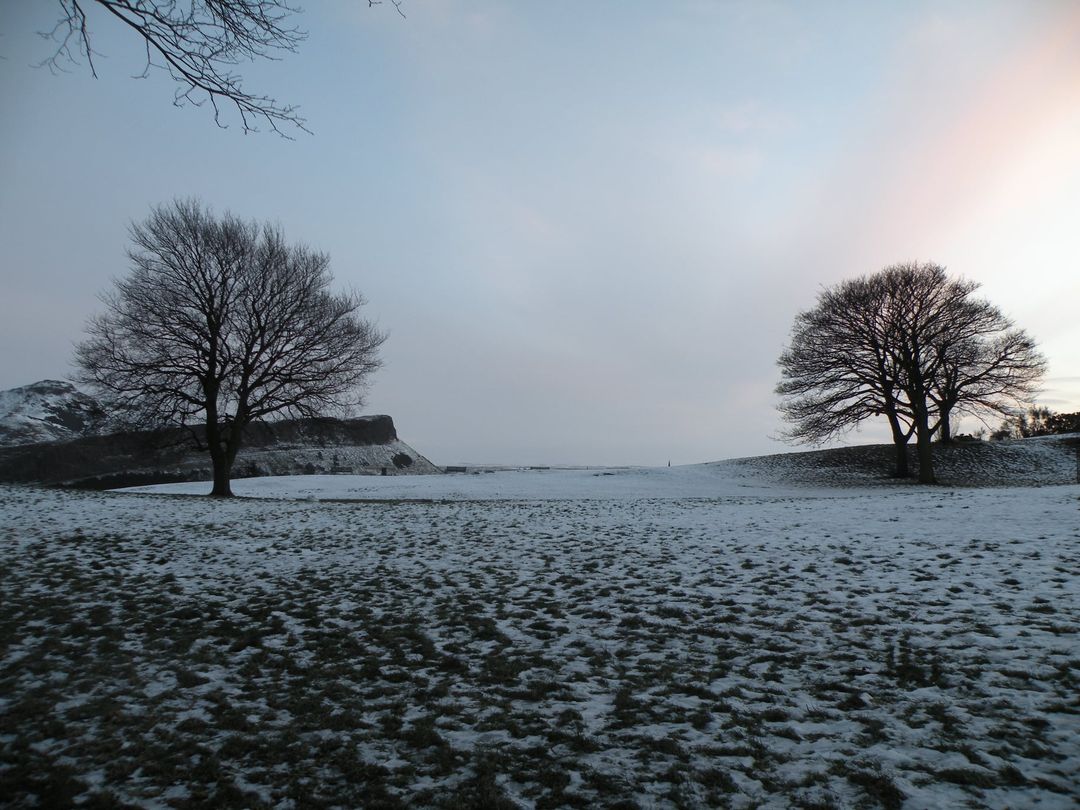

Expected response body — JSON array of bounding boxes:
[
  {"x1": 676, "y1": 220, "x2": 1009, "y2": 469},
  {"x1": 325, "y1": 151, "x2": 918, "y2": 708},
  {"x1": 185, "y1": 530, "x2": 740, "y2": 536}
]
[
  {"x1": 0, "y1": 415, "x2": 439, "y2": 488},
  {"x1": 0, "y1": 380, "x2": 108, "y2": 446},
  {"x1": 0, "y1": 381, "x2": 439, "y2": 488}
]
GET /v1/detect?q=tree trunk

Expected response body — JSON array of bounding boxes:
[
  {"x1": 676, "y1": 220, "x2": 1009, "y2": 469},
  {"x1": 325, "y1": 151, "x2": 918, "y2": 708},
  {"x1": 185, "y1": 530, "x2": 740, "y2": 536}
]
[
  {"x1": 885, "y1": 410, "x2": 910, "y2": 478},
  {"x1": 938, "y1": 407, "x2": 952, "y2": 444},
  {"x1": 209, "y1": 419, "x2": 247, "y2": 498},
  {"x1": 914, "y1": 408, "x2": 936, "y2": 484},
  {"x1": 892, "y1": 439, "x2": 909, "y2": 478},
  {"x1": 210, "y1": 452, "x2": 234, "y2": 497},
  {"x1": 207, "y1": 433, "x2": 234, "y2": 497},
  {"x1": 206, "y1": 418, "x2": 235, "y2": 498}
]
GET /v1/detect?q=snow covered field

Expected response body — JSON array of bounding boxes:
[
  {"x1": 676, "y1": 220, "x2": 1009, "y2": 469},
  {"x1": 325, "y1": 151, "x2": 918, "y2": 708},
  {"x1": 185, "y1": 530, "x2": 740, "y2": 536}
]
[
  {"x1": 2, "y1": 468, "x2": 1078, "y2": 808},
  {"x1": 120, "y1": 463, "x2": 837, "y2": 501}
]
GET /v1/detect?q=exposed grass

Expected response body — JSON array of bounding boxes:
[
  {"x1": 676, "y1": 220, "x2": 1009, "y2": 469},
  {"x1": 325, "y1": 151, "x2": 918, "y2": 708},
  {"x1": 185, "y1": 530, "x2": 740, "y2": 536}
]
[{"x1": 1, "y1": 484, "x2": 1078, "y2": 808}]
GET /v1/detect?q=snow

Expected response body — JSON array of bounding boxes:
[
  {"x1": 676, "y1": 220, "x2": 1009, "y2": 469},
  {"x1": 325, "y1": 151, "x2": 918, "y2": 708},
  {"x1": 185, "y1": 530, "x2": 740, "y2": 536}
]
[
  {"x1": 121, "y1": 433, "x2": 1080, "y2": 497},
  {"x1": 2, "y1": 466, "x2": 1078, "y2": 808},
  {"x1": 120, "y1": 463, "x2": 839, "y2": 500},
  {"x1": 0, "y1": 379, "x2": 105, "y2": 446}
]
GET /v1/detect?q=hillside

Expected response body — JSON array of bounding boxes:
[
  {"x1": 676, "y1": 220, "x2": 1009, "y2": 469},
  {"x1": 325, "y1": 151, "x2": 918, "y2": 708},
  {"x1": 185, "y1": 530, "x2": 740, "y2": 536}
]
[
  {"x1": 0, "y1": 380, "x2": 107, "y2": 446},
  {"x1": 0, "y1": 415, "x2": 439, "y2": 489},
  {"x1": 0, "y1": 381, "x2": 439, "y2": 488},
  {"x1": 725, "y1": 434, "x2": 1079, "y2": 488}
]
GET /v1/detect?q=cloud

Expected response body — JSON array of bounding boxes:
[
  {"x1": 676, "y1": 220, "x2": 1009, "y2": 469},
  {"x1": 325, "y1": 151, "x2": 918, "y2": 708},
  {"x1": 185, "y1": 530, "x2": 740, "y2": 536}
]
[
  {"x1": 709, "y1": 102, "x2": 794, "y2": 135},
  {"x1": 696, "y1": 145, "x2": 764, "y2": 178}
]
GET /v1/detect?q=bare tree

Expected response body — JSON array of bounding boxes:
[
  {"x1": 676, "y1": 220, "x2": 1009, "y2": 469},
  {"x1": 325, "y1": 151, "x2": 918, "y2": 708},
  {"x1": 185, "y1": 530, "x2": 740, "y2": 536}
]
[
  {"x1": 777, "y1": 276, "x2": 916, "y2": 477},
  {"x1": 873, "y1": 263, "x2": 966, "y2": 483},
  {"x1": 877, "y1": 263, "x2": 1044, "y2": 481},
  {"x1": 929, "y1": 325, "x2": 1045, "y2": 443},
  {"x1": 75, "y1": 199, "x2": 386, "y2": 496},
  {"x1": 1014, "y1": 406, "x2": 1080, "y2": 438},
  {"x1": 40, "y1": 0, "x2": 404, "y2": 135},
  {"x1": 777, "y1": 262, "x2": 1045, "y2": 483}
]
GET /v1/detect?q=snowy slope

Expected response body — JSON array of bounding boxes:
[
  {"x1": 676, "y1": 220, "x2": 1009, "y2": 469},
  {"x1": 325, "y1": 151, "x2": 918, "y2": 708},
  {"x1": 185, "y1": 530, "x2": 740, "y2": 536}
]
[
  {"x1": 726, "y1": 434, "x2": 1080, "y2": 488},
  {"x1": 230, "y1": 434, "x2": 440, "y2": 479},
  {"x1": 0, "y1": 380, "x2": 108, "y2": 446}
]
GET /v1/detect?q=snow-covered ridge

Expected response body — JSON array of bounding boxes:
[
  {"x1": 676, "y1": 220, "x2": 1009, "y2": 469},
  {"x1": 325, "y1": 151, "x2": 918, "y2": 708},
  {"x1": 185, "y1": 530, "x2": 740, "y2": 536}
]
[
  {"x1": 725, "y1": 433, "x2": 1079, "y2": 488},
  {"x1": 0, "y1": 381, "x2": 439, "y2": 486},
  {"x1": 0, "y1": 380, "x2": 107, "y2": 446}
]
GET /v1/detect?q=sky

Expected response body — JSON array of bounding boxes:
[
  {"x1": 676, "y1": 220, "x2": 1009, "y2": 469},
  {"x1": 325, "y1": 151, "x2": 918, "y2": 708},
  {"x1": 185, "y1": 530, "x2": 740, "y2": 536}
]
[{"x1": 1, "y1": 1, "x2": 1078, "y2": 466}]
